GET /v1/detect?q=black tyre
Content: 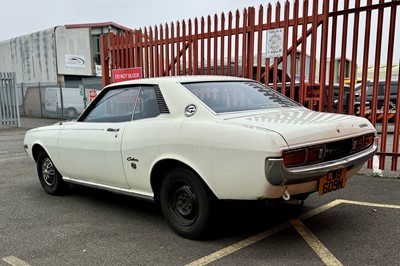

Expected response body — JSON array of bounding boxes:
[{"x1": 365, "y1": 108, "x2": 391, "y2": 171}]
[
  {"x1": 65, "y1": 108, "x2": 77, "y2": 118},
  {"x1": 160, "y1": 168, "x2": 214, "y2": 239},
  {"x1": 36, "y1": 151, "x2": 69, "y2": 195}
]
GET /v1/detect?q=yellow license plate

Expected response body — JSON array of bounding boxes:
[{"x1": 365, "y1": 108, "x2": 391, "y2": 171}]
[{"x1": 319, "y1": 168, "x2": 347, "y2": 195}]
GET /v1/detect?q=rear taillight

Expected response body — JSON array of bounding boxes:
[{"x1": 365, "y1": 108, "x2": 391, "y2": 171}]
[
  {"x1": 283, "y1": 134, "x2": 374, "y2": 168},
  {"x1": 283, "y1": 149, "x2": 305, "y2": 167},
  {"x1": 351, "y1": 134, "x2": 374, "y2": 153},
  {"x1": 352, "y1": 137, "x2": 364, "y2": 151},
  {"x1": 363, "y1": 135, "x2": 374, "y2": 148},
  {"x1": 283, "y1": 145, "x2": 324, "y2": 167},
  {"x1": 306, "y1": 146, "x2": 325, "y2": 163}
]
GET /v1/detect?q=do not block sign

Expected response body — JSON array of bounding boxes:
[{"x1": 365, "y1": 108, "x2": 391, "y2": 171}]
[
  {"x1": 112, "y1": 67, "x2": 142, "y2": 83},
  {"x1": 89, "y1": 90, "x2": 98, "y2": 102}
]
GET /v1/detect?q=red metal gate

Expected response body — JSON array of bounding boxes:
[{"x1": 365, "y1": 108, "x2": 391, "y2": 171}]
[{"x1": 101, "y1": 0, "x2": 400, "y2": 171}]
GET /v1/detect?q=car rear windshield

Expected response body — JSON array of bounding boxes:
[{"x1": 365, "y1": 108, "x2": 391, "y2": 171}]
[{"x1": 182, "y1": 81, "x2": 300, "y2": 113}]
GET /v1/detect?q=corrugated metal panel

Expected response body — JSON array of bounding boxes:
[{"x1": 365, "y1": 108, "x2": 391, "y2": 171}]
[
  {"x1": 0, "y1": 41, "x2": 13, "y2": 73},
  {"x1": 0, "y1": 28, "x2": 58, "y2": 84},
  {"x1": 56, "y1": 27, "x2": 93, "y2": 76}
]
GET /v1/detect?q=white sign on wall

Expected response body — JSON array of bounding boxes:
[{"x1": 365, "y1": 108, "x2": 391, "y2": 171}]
[
  {"x1": 95, "y1": 65, "x2": 102, "y2": 76},
  {"x1": 65, "y1": 54, "x2": 86, "y2": 68},
  {"x1": 266, "y1": 28, "x2": 284, "y2": 58}
]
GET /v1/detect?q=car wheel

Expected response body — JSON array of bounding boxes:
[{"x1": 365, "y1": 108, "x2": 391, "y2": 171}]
[
  {"x1": 160, "y1": 168, "x2": 214, "y2": 239},
  {"x1": 36, "y1": 151, "x2": 69, "y2": 195}
]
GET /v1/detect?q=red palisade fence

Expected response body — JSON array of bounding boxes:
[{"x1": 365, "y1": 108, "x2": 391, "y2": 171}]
[{"x1": 101, "y1": 0, "x2": 400, "y2": 172}]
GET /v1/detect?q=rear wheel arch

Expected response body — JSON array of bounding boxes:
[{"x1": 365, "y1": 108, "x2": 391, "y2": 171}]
[{"x1": 150, "y1": 159, "x2": 216, "y2": 203}]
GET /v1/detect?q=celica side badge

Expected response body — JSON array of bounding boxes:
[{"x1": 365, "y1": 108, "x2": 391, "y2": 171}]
[
  {"x1": 127, "y1": 157, "x2": 139, "y2": 169},
  {"x1": 185, "y1": 104, "x2": 197, "y2": 117}
]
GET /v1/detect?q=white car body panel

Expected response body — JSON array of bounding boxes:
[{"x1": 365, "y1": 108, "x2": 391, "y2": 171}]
[
  {"x1": 58, "y1": 122, "x2": 129, "y2": 188},
  {"x1": 120, "y1": 117, "x2": 288, "y2": 199},
  {"x1": 225, "y1": 109, "x2": 376, "y2": 148}
]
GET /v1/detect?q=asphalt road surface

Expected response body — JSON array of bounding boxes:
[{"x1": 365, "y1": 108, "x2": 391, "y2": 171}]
[{"x1": 0, "y1": 119, "x2": 399, "y2": 266}]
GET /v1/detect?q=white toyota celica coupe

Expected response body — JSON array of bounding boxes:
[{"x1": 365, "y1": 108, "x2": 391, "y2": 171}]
[{"x1": 24, "y1": 76, "x2": 377, "y2": 239}]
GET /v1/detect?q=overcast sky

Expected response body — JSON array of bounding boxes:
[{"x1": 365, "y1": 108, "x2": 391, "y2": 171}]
[{"x1": 0, "y1": 0, "x2": 264, "y2": 40}]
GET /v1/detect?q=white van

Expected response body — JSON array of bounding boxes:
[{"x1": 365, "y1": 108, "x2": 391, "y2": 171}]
[{"x1": 44, "y1": 87, "x2": 86, "y2": 117}]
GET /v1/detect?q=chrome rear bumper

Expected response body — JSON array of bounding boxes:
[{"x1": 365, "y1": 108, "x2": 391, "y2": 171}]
[{"x1": 265, "y1": 142, "x2": 378, "y2": 185}]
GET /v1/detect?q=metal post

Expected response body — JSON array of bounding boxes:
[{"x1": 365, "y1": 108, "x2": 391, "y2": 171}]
[
  {"x1": 21, "y1": 83, "x2": 26, "y2": 116},
  {"x1": 59, "y1": 83, "x2": 64, "y2": 119},
  {"x1": 0, "y1": 73, "x2": 5, "y2": 125},
  {"x1": 38, "y1": 82, "x2": 43, "y2": 118},
  {"x1": 11, "y1": 73, "x2": 20, "y2": 127}
]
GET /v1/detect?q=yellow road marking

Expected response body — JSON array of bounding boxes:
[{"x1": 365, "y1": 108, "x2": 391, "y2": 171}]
[
  {"x1": 186, "y1": 200, "x2": 342, "y2": 266},
  {"x1": 290, "y1": 220, "x2": 343, "y2": 266},
  {"x1": 296, "y1": 199, "x2": 342, "y2": 220},
  {"x1": 2, "y1": 256, "x2": 31, "y2": 266},
  {"x1": 185, "y1": 223, "x2": 291, "y2": 266},
  {"x1": 339, "y1": 199, "x2": 400, "y2": 209},
  {"x1": 185, "y1": 199, "x2": 400, "y2": 265}
]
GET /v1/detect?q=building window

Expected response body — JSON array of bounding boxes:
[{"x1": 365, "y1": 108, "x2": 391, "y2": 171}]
[{"x1": 92, "y1": 35, "x2": 101, "y2": 65}]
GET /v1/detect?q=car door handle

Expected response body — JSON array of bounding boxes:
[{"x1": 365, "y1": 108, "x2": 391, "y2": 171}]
[{"x1": 107, "y1": 128, "x2": 120, "y2": 132}]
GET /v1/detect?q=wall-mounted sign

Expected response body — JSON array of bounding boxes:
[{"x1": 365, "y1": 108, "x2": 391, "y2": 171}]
[
  {"x1": 65, "y1": 54, "x2": 86, "y2": 68},
  {"x1": 266, "y1": 28, "x2": 284, "y2": 58},
  {"x1": 95, "y1": 65, "x2": 102, "y2": 77},
  {"x1": 89, "y1": 90, "x2": 98, "y2": 102},
  {"x1": 112, "y1": 67, "x2": 142, "y2": 83}
]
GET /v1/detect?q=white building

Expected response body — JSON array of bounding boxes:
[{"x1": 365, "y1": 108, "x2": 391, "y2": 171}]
[{"x1": 0, "y1": 22, "x2": 131, "y2": 87}]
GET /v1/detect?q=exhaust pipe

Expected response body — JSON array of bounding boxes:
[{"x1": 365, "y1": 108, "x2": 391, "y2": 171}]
[{"x1": 282, "y1": 189, "x2": 290, "y2": 201}]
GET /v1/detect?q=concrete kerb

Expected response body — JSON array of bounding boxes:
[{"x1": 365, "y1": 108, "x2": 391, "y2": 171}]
[{"x1": 2, "y1": 116, "x2": 399, "y2": 179}]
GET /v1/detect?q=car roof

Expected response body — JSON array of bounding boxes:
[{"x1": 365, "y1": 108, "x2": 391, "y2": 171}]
[{"x1": 105, "y1": 75, "x2": 251, "y2": 89}]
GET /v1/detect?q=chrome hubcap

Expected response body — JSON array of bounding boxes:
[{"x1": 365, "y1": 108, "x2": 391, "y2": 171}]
[{"x1": 42, "y1": 158, "x2": 56, "y2": 186}]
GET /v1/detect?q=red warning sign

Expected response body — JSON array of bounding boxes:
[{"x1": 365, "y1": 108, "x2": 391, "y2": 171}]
[
  {"x1": 89, "y1": 90, "x2": 97, "y2": 102},
  {"x1": 112, "y1": 67, "x2": 142, "y2": 83}
]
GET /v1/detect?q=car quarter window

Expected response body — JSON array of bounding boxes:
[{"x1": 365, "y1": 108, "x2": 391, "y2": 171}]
[
  {"x1": 134, "y1": 86, "x2": 161, "y2": 119},
  {"x1": 83, "y1": 86, "x2": 161, "y2": 123},
  {"x1": 182, "y1": 81, "x2": 299, "y2": 113}
]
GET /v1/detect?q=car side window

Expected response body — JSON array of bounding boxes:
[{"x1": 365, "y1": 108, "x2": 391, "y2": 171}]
[
  {"x1": 133, "y1": 86, "x2": 160, "y2": 120},
  {"x1": 84, "y1": 87, "x2": 140, "y2": 122}
]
